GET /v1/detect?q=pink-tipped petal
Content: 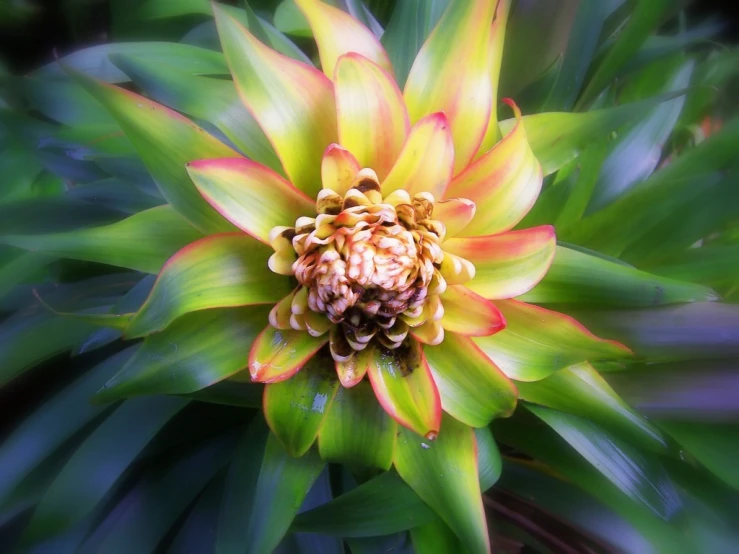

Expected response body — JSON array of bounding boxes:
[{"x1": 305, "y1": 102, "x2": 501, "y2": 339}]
[
  {"x1": 335, "y1": 347, "x2": 373, "y2": 388},
  {"x1": 446, "y1": 99, "x2": 543, "y2": 236},
  {"x1": 473, "y1": 299, "x2": 632, "y2": 381},
  {"x1": 443, "y1": 226, "x2": 556, "y2": 300},
  {"x1": 294, "y1": 0, "x2": 392, "y2": 78},
  {"x1": 404, "y1": 0, "x2": 496, "y2": 174},
  {"x1": 433, "y1": 198, "x2": 477, "y2": 239},
  {"x1": 187, "y1": 158, "x2": 314, "y2": 244},
  {"x1": 367, "y1": 341, "x2": 441, "y2": 439},
  {"x1": 334, "y1": 53, "x2": 410, "y2": 180},
  {"x1": 249, "y1": 325, "x2": 327, "y2": 383},
  {"x1": 381, "y1": 113, "x2": 454, "y2": 198},
  {"x1": 213, "y1": 5, "x2": 337, "y2": 197},
  {"x1": 440, "y1": 285, "x2": 506, "y2": 337}
]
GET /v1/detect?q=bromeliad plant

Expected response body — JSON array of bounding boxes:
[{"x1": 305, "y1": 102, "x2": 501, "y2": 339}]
[{"x1": 2, "y1": 0, "x2": 739, "y2": 552}]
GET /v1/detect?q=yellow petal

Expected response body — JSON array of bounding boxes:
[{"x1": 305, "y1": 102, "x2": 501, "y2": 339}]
[
  {"x1": 381, "y1": 112, "x2": 454, "y2": 198},
  {"x1": 403, "y1": 0, "x2": 495, "y2": 174},
  {"x1": 213, "y1": 5, "x2": 337, "y2": 197},
  {"x1": 321, "y1": 143, "x2": 360, "y2": 195},
  {"x1": 445, "y1": 99, "x2": 543, "y2": 236},
  {"x1": 295, "y1": 0, "x2": 392, "y2": 78},
  {"x1": 334, "y1": 53, "x2": 409, "y2": 180}
]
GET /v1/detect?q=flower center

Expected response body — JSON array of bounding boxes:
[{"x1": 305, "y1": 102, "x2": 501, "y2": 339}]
[{"x1": 268, "y1": 169, "x2": 470, "y2": 362}]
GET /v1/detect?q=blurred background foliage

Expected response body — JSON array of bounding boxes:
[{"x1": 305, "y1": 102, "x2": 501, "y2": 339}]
[{"x1": 1, "y1": 0, "x2": 739, "y2": 553}]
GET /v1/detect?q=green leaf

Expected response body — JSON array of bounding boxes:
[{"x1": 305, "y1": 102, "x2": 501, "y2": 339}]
[
  {"x1": 133, "y1": 0, "x2": 211, "y2": 19},
  {"x1": 519, "y1": 245, "x2": 718, "y2": 307},
  {"x1": 274, "y1": 0, "x2": 312, "y2": 37},
  {"x1": 167, "y1": 475, "x2": 224, "y2": 554},
  {"x1": 1, "y1": 206, "x2": 202, "y2": 274},
  {"x1": 183, "y1": 378, "x2": 263, "y2": 408},
  {"x1": 410, "y1": 514, "x2": 465, "y2": 554},
  {"x1": 292, "y1": 471, "x2": 435, "y2": 537},
  {"x1": 318, "y1": 380, "x2": 397, "y2": 471},
  {"x1": 78, "y1": 435, "x2": 234, "y2": 554},
  {"x1": 0, "y1": 251, "x2": 54, "y2": 303},
  {"x1": 527, "y1": 405, "x2": 682, "y2": 520},
  {"x1": 501, "y1": 93, "x2": 688, "y2": 176},
  {"x1": 577, "y1": 0, "x2": 672, "y2": 108},
  {"x1": 67, "y1": 178, "x2": 164, "y2": 215},
  {"x1": 70, "y1": 68, "x2": 240, "y2": 234},
  {"x1": 217, "y1": 420, "x2": 325, "y2": 553},
  {"x1": 497, "y1": 460, "x2": 653, "y2": 553},
  {"x1": 96, "y1": 307, "x2": 269, "y2": 401},
  {"x1": 20, "y1": 77, "x2": 116, "y2": 126},
  {"x1": 394, "y1": 414, "x2": 488, "y2": 554},
  {"x1": 517, "y1": 362, "x2": 667, "y2": 453},
  {"x1": 571, "y1": 302, "x2": 739, "y2": 361},
  {"x1": 0, "y1": 312, "x2": 96, "y2": 386},
  {"x1": 541, "y1": 0, "x2": 615, "y2": 111},
  {"x1": 264, "y1": 351, "x2": 339, "y2": 457},
  {"x1": 110, "y1": 54, "x2": 280, "y2": 172},
  {"x1": 658, "y1": 421, "x2": 739, "y2": 491},
  {"x1": 646, "y1": 245, "x2": 739, "y2": 291},
  {"x1": 475, "y1": 427, "x2": 502, "y2": 492},
  {"x1": 0, "y1": 347, "x2": 136, "y2": 504},
  {"x1": 21, "y1": 396, "x2": 188, "y2": 543},
  {"x1": 0, "y1": 196, "x2": 122, "y2": 235},
  {"x1": 34, "y1": 42, "x2": 228, "y2": 82},
  {"x1": 380, "y1": 0, "x2": 449, "y2": 88},
  {"x1": 493, "y1": 413, "x2": 688, "y2": 552},
  {"x1": 561, "y1": 118, "x2": 739, "y2": 257},
  {"x1": 588, "y1": 57, "x2": 694, "y2": 211},
  {"x1": 124, "y1": 234, "x2": 288, "y2": 337}
]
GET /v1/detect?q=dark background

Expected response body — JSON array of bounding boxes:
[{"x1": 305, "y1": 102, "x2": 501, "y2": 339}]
[{"x1": 0, "y1": 0, "x2": 737, "y2": 75}]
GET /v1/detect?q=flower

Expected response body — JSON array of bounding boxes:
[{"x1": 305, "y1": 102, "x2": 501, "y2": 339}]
[{"x1": 177, "y1": 0, "x2": 629, "y2": 447}]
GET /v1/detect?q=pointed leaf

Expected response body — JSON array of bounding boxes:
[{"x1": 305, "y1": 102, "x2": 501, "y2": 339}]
[
  {"x1": 380, "y1": 0, "x2": 449, "y2": 88},
  {"x1": 443, "y1": 226, "x2": 556, "y2": 300},
  {"x1": 219, "y1": 422, "x2": 325, "y2": 554},
  {"x1": 214, "y1": 5, "x2": 337, "y2": 197},
  {"x1": 367, "y1": 341, "x2": 441, "y2": 439},
  {"x1": 474, "y1": 299, "x2": 630, "y2": 381},
  {"x1": 526, "y1": 405, "x2": 683, "y2": 521},
  {"x1": 69, "y1": 69, "x2": 239, "y2": 233},
  {"x1": 318, "y1": 380, "x2": 397, "y2": 470},
  {"x1": 0, "y1": 348, "x2": 136, "y2": 503},
  {"x1": 126, "y1": 234, "x2": 289, "y2": 337},
  {"x1": 293, "y1": 470, "x2": 434, "y2": 536},
  {"x1": 394, "y1": 413, "x2": 489, "y2": 554},
  {"x1": 110, "y1": 54, "x2": 281, "y2": 172},
  {"x1": 96, "y1": 307, "x2": 269, "y2": 401},
  {"x1": 500, "y1": 94, "x2": 688, "y2": 176},
  {"x1": 516, "y1": 362, "x2": 667, "y2": 453},
  {"x1": 334, "y1": 53, "x2": 409, "y2": 180},
  {"x1": 295, "y1": 0, "x2": 391, "y2": 77},
  {"x1": 21, "y1": 397, "x2": 188, "y2": 543},
  {"x1": 264, "y1": 350, "x2": 339, "y2": 456},
  {"x1": 404, "y1": 0, "x2": 495, "y2": 173},
  {"x1": 424, "y1": 332, "x2": 517, "y2": 428},
  {"x1": 249, "y1": 325, "x2": 328, "y2": 383},
  {"x1": 1, "y1": 206, "x2": 203, "y2": 274},
  {"x1": 78, "y1": 436, "x2": 233, "y2": 554},
  {"x1": 520, "y1": 245, "x2": 718, "y2": 307},
  {"x1": 187, "y1": 157, "x2": 314, "y2": 243}
]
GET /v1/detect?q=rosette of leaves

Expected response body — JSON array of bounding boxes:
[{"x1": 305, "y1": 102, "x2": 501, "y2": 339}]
[{"x1": 1, "y1": 1, "x2": 738, "y2": 553}]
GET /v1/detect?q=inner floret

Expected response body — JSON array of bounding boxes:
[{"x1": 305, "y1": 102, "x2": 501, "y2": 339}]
[{"x1": 268, "y1": 169, "x2": 472, "y2": 362}]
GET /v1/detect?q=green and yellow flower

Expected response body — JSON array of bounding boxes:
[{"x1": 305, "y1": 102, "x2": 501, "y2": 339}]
[{"x1": 165, "y1": 0, "x2": 627, "y2": 450}]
